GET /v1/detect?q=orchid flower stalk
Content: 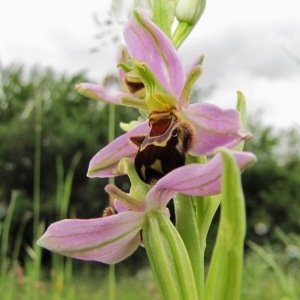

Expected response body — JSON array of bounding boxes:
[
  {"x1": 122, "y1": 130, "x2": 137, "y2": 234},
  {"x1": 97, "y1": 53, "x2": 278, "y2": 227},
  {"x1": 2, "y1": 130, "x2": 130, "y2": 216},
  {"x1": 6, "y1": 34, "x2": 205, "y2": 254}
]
[{"x1": 38, "y1": 4, "x2": 257, "y2": 300}]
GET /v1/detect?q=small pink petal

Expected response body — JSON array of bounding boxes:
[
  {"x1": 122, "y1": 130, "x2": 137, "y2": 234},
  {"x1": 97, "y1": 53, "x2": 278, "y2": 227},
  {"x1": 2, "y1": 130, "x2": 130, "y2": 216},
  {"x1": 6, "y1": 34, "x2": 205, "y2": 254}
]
[
  {"x1": 114, "y1": 199, "x2": 129, "y2": 213},
  {"x1": 124, "y1": 9, "x2": 185, "y2": 98},
  {"x1": 147, "y1": 151, "x2": 256, "y2": 209},
  {"x1": 37, "y1": 211, "x2": 145, "y2": 264},
  {"x1": 75, "y1": 83, "x2": 132, "y2": 105},
  {"x1": 88, "y1": 121, "x2": 150, "y2": 178},
  {"x1": 182, "y1": 103, "x2": 250, "y2": 155}
]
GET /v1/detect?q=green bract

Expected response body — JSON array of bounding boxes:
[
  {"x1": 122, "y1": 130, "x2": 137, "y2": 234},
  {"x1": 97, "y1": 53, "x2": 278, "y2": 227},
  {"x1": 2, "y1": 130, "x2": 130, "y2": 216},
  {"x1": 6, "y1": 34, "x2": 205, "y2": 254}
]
[{"x1": 205, "y1": 148, "x2": 248, "y2": 300}]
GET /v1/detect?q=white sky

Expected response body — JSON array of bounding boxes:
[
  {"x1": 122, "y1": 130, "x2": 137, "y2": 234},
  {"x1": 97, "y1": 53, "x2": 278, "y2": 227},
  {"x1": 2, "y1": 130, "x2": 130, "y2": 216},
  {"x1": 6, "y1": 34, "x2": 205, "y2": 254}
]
[{"x1": 1, "y1": 0, "x2": 300, "y2": 129}]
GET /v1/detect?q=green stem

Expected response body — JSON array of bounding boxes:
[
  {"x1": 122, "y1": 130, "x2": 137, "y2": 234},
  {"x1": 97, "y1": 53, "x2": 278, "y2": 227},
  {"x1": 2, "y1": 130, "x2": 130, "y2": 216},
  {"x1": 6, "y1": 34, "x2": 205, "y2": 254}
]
[
  {"x1": 0, "y1": 191, "x2": 17, "y2": 275},
  {"x1": 33, "y1": 91, "x2": 42, "y2": 241},
  {"x1": 172, "y1": 22, "x2": 193, "y2": 49},
  {"x1": 32, "y1": 87, "x2": 42, "y2": 284},
  {"x1": 61, "y1": 152, "x2": 82, "y2": 218},
  {"x1": 12, "y1": 211, "x2": 30, "y2": 268},
  {"x1": 108, "y1": 264, "x2": 116, "y2": 300}
]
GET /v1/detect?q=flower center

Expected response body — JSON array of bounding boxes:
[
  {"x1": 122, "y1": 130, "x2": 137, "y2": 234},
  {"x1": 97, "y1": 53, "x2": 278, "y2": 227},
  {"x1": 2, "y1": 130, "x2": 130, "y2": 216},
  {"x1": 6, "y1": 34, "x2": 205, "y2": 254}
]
[{"x1": 131, "y1": 110, "x2": 195, "y2": 184}]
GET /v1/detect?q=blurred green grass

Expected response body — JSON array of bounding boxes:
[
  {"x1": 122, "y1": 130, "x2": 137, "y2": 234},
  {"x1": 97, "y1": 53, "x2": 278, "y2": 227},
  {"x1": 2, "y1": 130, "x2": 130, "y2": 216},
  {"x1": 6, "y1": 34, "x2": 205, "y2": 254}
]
[{"x1": 1, "y1": 242, "x2": 299, "y2": 300}]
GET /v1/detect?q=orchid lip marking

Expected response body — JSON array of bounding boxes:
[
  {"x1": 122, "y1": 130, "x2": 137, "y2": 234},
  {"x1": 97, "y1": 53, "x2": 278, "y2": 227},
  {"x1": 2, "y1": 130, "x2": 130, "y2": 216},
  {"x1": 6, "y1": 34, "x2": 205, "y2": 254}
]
[{"x1": 131, "y1": 110, "x2": 194, "y2": 184}]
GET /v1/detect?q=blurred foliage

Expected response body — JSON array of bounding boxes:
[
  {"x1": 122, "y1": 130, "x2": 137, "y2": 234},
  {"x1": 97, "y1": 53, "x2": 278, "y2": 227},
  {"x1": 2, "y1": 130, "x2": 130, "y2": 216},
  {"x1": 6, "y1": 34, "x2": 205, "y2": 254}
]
[
  {"x1": 0, "y1": 63, "x2": 300, "y2": 269},
  {"x1": 0, "y1": 63, "x2": 139, "y2": 263},
  {"x1": 243, "y1": 115, "x2": 300, "y2": 245}
]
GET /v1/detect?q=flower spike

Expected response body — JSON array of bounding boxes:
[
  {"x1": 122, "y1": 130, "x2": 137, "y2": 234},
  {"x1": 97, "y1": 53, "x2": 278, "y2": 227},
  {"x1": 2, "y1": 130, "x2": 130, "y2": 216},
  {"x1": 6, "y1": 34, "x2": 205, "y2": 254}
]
[{"x1": 78, "y1": 9, "x2": 252, "y2": 183}]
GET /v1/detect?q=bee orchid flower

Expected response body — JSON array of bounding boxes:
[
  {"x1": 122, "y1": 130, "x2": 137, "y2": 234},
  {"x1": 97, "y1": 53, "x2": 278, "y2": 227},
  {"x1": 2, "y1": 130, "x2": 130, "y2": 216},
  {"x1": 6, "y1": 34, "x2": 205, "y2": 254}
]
[
  {"x1": 76, "y1": 9, "x2": 251, "y2": 184},
  {"x1": 37, "y1": 150, "x2": 256, "y2": 264}
]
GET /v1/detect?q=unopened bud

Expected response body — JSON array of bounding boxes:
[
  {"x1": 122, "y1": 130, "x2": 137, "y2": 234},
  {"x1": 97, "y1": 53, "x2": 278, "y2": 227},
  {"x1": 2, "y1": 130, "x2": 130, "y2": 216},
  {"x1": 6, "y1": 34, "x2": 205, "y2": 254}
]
[{"x1": 176, "y1": 0, "x2": 206, "y2": 25}]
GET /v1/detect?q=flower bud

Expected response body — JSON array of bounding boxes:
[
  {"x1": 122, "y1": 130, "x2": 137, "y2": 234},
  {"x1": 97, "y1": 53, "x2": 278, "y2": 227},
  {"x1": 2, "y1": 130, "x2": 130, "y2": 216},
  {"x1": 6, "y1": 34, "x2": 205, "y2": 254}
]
[{"x1": 176, "y1": 0, "x2": 206, "y2": 25}]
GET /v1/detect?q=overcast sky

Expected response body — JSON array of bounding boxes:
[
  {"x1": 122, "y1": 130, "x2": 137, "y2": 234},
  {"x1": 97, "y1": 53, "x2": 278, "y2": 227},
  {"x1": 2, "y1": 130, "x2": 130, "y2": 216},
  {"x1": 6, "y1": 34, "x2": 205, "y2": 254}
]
[{"x1": 1, "y1": 0, "x2": 299, "y2": 129}]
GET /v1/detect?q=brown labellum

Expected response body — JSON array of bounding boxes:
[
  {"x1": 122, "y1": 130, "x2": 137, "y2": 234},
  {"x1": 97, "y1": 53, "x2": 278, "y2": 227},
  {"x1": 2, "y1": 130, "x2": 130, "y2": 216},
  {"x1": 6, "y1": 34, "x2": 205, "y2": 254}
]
[{"x1": 130, "y1": 113, "x2": 194, "y2": 185}]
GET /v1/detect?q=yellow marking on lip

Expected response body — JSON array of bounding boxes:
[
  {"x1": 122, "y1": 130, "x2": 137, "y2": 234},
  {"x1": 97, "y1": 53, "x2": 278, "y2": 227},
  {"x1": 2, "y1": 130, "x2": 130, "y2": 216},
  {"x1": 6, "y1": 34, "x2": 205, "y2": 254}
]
[
  {"x1": 139, "y1": 117, "x2": 180, "y2": 151},
  {"x1": 149, "y1": 159, "x2": 163, "y2": 174},
  {"x1": 140, "y1": 164, "x2": 147, "y2": 181}
]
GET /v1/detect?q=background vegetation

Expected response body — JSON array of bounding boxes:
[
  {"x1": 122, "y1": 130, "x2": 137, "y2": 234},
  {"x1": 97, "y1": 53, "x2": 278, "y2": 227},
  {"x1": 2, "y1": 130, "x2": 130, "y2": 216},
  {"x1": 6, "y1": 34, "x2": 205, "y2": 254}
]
[{"x1": 0, "y1": 63, "x2": 299, "y2": 299}]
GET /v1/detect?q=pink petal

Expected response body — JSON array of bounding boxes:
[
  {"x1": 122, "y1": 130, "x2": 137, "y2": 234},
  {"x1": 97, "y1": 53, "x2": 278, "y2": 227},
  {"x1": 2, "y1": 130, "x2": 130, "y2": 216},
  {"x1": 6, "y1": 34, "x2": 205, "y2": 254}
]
[
  {"x1": 114, "y1": 199, "x2": 129, "y2": 213},
  {"x1": 146, "y1": 151, "x2": 256, "y2": 209},
  {"x1": 75, "y1": 83, "x2": 132, "y2": 105},
  {"x1": 182, "y1": 103, "x2": 251, "y2": 155},
  {"x1": 88, "y1": 121, "x2": 150, "y2": 178},
  {"x1": 37, "y1": 211, "x2": 145, "y2": 264},
  {"x1": 124, "y1": 9, "x2": 185, "y2": 99}
]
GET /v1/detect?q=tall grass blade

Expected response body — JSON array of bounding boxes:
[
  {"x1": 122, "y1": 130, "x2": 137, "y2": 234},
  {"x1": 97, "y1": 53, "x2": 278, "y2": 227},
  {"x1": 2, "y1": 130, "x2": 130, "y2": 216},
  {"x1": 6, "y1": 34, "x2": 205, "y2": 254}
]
[{"x1": 0, "y1": 191, "x2": 18, "y2": 275}]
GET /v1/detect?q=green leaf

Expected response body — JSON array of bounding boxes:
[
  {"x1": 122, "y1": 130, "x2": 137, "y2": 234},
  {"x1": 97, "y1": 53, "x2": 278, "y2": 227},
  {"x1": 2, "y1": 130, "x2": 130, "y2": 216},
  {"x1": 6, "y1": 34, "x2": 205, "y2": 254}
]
[
  {"x1": 143, "y1": 210, "x2": 198, "y2": 300},
  {"x1": 205, "y1": 148, "x2": 246, "y2": 300},
  {"x1": 174, "y1": 193, "x2": 202, "y2": 298},
  {"x1": 174, "y1": 154, "x2": 221, "y2": 299}
]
